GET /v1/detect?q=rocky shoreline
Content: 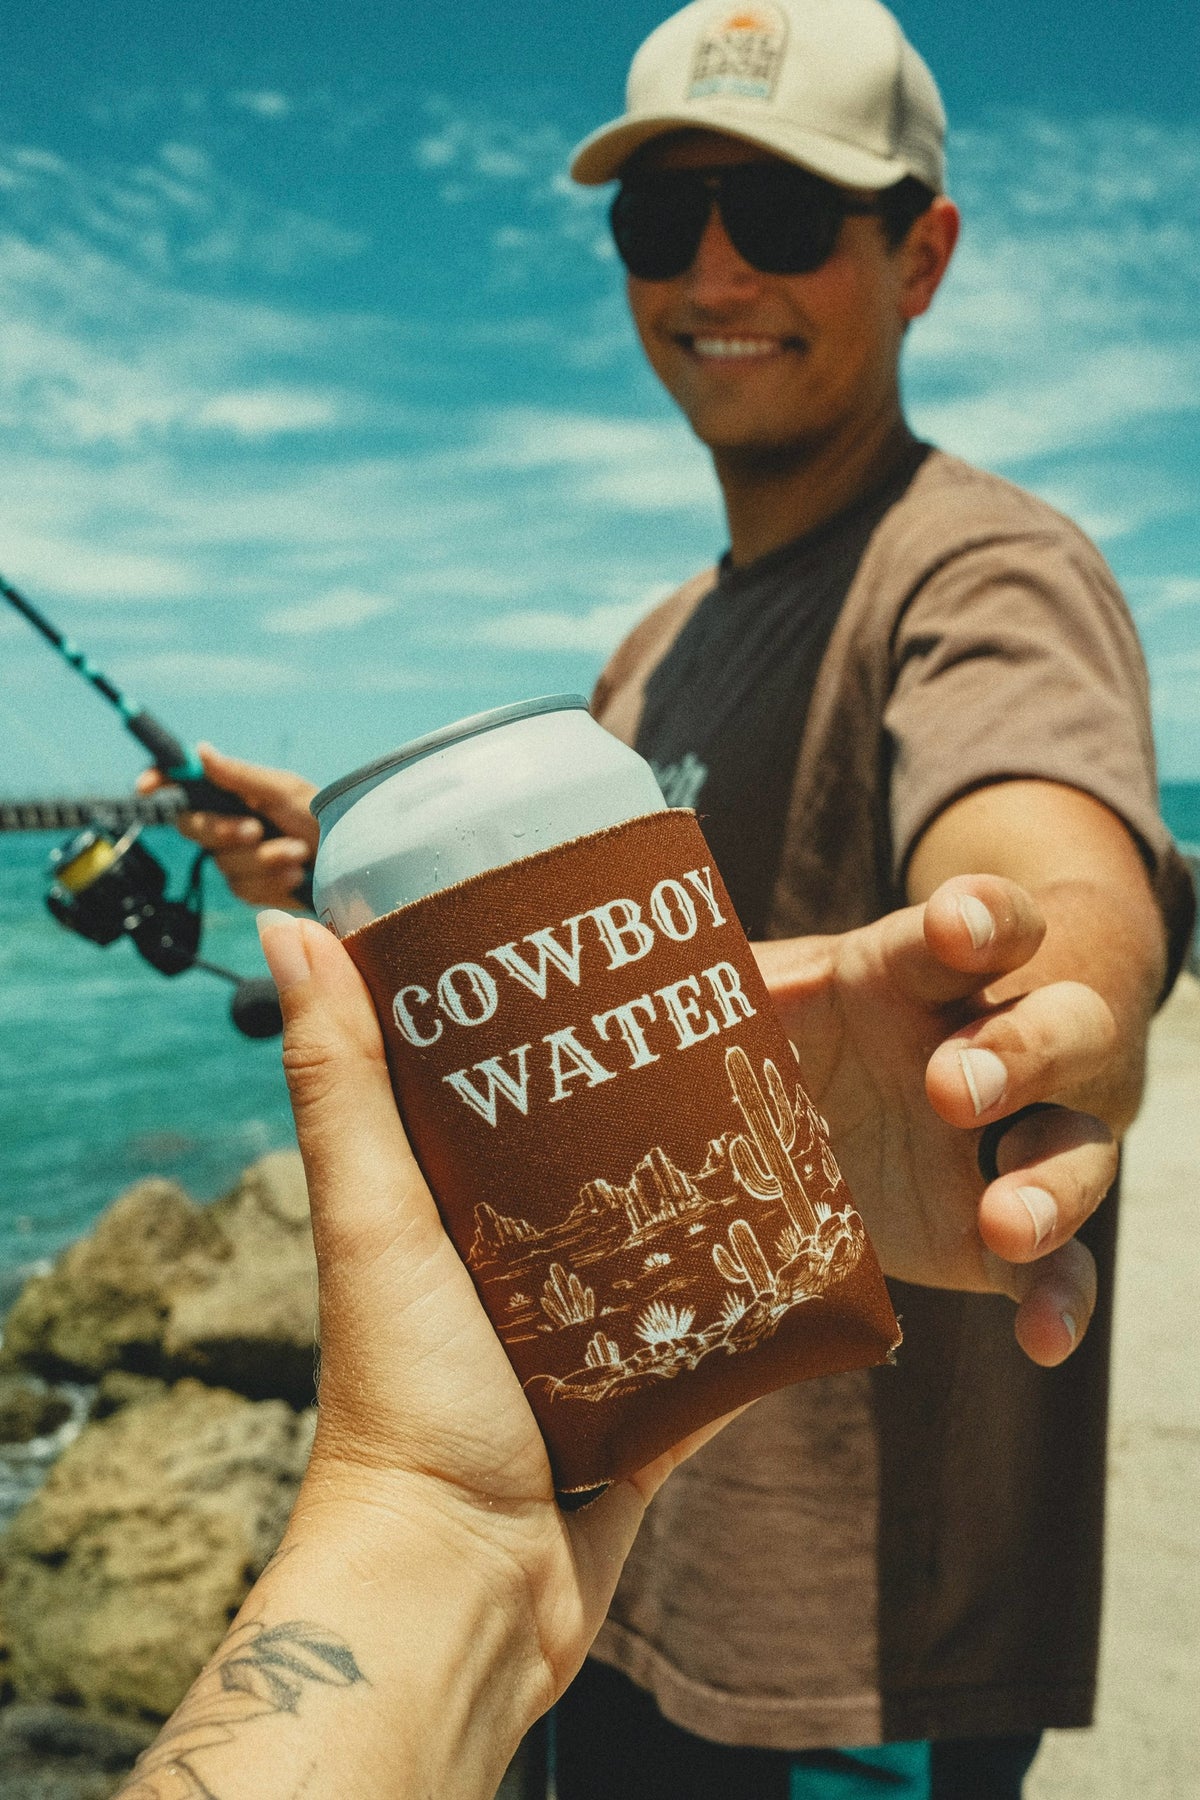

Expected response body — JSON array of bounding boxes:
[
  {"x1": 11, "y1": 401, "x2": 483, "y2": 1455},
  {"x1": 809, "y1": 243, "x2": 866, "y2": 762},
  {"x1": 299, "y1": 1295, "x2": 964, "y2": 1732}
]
[{"x1": 0, "y1": 1151, "x2": 320, "y2": 1797}]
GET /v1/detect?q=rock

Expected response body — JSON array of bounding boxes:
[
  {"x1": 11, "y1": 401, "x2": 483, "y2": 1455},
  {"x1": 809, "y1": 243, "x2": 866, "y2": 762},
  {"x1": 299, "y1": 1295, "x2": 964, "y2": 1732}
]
[
  {"x1": 0, "y1": 1703, "x2": 153, "y2": 1770},
  {"x1": 0, "y1": 1698, "x2": 147, "y2": 1799},
  {"x1": 0, "y1": 1180, "x2": 223, "y2": 1385},
  {"x1": 0, "y1": 1380, "x2": 316, "y2": 1721},
  {"x1": 0, "y1": 1593, "x2": 12, "y2": 1706},
  {"x1": 88, "y1": 1373, "x2": 170, "y2": 1422},
  {"x1": 164, "y1": 1151, "x2": 319, "y2": 1405},
  {"x1": 0, "y1": 1725, "x2": 129, "y2": 1800},
  {"x1": 0, "y1": 1379, "x2": 74, "y2": 1447},
  {"x1": 0, "y1": 1153, "x2": 319, "y2": 1407}
]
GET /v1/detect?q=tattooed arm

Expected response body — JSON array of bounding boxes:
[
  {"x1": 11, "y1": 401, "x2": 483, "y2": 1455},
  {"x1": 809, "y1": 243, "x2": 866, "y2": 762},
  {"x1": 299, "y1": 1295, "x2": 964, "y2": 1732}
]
[{"x1": 114, "y1": 912, "x2": 720, "y2": 1800}]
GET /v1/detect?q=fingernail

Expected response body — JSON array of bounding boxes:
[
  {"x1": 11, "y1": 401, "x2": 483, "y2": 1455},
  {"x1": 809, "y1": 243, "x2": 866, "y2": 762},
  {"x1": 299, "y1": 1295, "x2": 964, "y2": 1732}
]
[
  {"x1": 1016, "y1": 1185, "x2": 1057, "y2": 1249},
  {"x1": 257, "y1": 910, "x2": 310, "y2": 994},
  {"x1": 1061, "y1": 1310, "x2": 1077, "y2": 1348},
  {"x1": 957, "y1": 1046, "x2": 1008, "y2": 1116},
  {"x1": 957, "y1": 894, "x2": 995, "y2": 950}
]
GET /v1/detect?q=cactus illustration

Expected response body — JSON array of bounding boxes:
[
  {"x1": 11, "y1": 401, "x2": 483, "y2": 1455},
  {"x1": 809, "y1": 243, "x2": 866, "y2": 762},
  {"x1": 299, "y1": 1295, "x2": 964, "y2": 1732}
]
[
  {"x1": 712, "y1": 1218, "x2": 774, "y2": 1298},
  {"x1": 541, "y1": 1262, "x2": 596, "y2": 1328},
  {"x1": 820, "y1": 1139, "x2": 842, "y2": 1194},
  {"x1": 718, "y1": 1291, "x2": 749, "y2": 1330},
  {"x1": 775, "y1": 1221, "x2": 806, "y2": 1265},
  {"x1": 635, "y1": 1301, "x2": 696, "y2": 1346},
  {"x1": 584, "y1": 1331, "x2": 621, "y2": 1368},
  {"x1": 726, "y1": 1046, "x2": 820, "y2": 1235}
]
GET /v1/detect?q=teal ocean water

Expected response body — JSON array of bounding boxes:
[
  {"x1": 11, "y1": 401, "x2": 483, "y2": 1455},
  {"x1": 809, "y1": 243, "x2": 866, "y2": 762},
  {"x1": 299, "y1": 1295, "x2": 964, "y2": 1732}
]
[
  {"x1": 0, "y1": 827, "x2": 295, "y2": 1293},
  {"x1": 0, "y1": 789, "x2": 1197, "y2": 1285}
]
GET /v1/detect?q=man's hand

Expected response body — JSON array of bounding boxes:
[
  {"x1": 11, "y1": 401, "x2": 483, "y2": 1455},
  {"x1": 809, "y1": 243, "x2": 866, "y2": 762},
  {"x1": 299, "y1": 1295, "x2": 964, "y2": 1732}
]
[
  {"x1": 138, "y1": 743, "x2": 319, "y2": 908},
  {"x1": 755, "y1": 875, "x2": 1117, "y2": 1369}
]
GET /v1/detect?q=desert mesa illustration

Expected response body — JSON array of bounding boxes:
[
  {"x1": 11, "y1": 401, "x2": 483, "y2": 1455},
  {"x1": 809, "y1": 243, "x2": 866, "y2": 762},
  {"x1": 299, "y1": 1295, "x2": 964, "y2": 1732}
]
[{"x1": 471, "y1": 1043, "x2": 868, "y2": 1404}]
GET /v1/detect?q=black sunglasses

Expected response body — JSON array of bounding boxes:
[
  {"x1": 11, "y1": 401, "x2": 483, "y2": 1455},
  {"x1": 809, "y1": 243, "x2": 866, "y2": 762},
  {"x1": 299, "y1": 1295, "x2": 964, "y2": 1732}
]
[{"x1": 609, "y1": 163, "x2": 880, "y2": 281}]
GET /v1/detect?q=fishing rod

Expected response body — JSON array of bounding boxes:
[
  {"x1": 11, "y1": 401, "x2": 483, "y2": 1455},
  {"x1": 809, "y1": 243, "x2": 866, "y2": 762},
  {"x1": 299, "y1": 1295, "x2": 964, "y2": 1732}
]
[
  {"x1": 2, "y1": 573, "x2": 298, "y2": 1037},
  {"x1": 2, "y1": 571, "x2": 271, "y2": 817}
]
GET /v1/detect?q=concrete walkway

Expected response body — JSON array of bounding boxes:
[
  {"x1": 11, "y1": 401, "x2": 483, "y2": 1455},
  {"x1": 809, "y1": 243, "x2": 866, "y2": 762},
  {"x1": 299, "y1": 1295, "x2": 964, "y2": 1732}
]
[{"x1": 1028, "y1": 973, "x2": 1200, "y2": 1800}]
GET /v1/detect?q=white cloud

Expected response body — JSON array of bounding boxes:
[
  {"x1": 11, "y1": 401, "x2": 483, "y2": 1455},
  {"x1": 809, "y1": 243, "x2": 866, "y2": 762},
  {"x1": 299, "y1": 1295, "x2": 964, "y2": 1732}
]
[
  {"x1": 0, "y1": 135, "x2": 364, "y2": 283},
  {"x1": 409, "y1": 99, "x2": 611, "y2": 281},
  {"x1": 460, "y1": 408, "x2": 720, "y2": 512},
  {"x1": 229, "y1": 91, "x2": 293, "y2": 120},
  {"x1": 159, "y1": 142, "x2": 212, "y2": 183},
  {"x1": 906, "y1": 114, "x2": 1200, "y2": 495},
  {"x1": 373, "y1": 566, "x2": 531, "y2": 604},
  {"x1": 349, "y1": 666, "x2": 450, "y2": 693},
  {"x1": 263, "y1": 587, "x2": 397, "y2": 635},
  {"x1": 10, "y1": 146, "x2": 69, "y2": 177},
  {"x1": 475, "y1": 597, "x2": 665, "y2": 655},
  {"x1": 1127, "y1": 578, "x2": 1200, "y2": 623},
  {"x1": 0, "y1": 531, "x2": 195, "y2": 602},
  {"x1": 116, "y1": 652, "x2": 302, "y2": 693},
  {"x1": 411, "y1": 106, "x2": 565, "y2": 186},
  {"x1": 910, "y1": 341, "x2": 1200, "y2": 469},
  {"x1": 0, "y1": 217, "x2": 361, "y2": 450},
  {"x1": 196, "y1": 389, "x2": 340, "y2": 437}
]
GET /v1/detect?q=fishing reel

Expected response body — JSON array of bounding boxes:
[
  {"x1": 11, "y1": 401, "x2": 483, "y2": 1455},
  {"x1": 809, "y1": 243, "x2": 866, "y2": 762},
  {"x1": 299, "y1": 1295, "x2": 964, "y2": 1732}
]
[{"x1": 46, "y1": 825, "x2": 282, "y2": 1038}]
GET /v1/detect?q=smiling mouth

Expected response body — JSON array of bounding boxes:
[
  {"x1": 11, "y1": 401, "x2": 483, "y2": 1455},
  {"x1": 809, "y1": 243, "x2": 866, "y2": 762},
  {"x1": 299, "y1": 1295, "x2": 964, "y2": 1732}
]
[{"x1": 677, "y1": 334, "x2": 806, "y2": 359}]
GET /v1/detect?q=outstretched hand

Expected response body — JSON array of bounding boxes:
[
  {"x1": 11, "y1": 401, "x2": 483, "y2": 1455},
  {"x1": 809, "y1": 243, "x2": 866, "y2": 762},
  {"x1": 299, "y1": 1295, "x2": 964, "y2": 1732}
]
[
  {"x1": 138, "y1": 744, "x2": 319, "y2": 908},
  {"x1": 755, "y1": 875, "x2": 1115, "y2": 1368}
]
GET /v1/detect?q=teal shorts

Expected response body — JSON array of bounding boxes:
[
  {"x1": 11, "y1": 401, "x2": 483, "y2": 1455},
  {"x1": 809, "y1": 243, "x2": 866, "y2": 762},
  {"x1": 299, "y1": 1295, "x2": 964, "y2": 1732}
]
[{"x1": 788, "y1": 1741, "x2": 930, "y2": 1797}]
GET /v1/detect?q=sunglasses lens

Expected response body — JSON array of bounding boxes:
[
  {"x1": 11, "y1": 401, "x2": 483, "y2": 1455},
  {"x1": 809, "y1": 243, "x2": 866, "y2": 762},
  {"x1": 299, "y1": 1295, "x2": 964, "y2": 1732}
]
[
  {"x1": 721, "y1": 166, "x2": 846, "y2": 274},
  {"x1": 611, "y1": 165, "x2": 864, "y2": 279},
  {"x1": 610, "y1": 177, "x2": 710, "y2": 280}
]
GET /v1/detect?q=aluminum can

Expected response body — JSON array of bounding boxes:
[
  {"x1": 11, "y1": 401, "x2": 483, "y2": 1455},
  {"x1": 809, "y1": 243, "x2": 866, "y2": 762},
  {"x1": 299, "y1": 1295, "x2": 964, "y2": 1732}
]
[
  {"x1": 311, "y1": 694, "x2": 665, "y2": 934},
  {"x1": 309, "y1": 695, "x2": 898, "y2": 1497}
]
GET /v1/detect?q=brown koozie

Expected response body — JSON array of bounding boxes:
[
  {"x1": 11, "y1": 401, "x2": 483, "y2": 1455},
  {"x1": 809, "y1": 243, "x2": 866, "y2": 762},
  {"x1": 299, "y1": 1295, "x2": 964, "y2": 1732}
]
[{"x1": 344, "y1": 809, "x2": 899, "y2": 1492}]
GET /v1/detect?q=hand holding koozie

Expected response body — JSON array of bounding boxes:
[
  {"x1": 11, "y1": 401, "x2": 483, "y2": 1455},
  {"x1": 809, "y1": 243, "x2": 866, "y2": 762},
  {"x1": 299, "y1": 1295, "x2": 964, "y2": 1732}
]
[{"x1": 310, "y1": 698, "x2": 898, "y2": 1494}]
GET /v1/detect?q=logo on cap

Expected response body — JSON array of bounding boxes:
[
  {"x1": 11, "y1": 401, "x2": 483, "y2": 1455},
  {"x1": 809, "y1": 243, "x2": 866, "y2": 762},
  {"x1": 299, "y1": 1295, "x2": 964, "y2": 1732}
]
[{"x1": 688, "y1": 4, "x2": 789, "y2": 103}]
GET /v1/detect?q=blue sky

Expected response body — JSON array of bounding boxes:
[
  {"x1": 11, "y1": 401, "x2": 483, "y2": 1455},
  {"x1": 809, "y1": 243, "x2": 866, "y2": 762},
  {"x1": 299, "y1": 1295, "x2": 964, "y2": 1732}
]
[{"x1": 2, "y1": 0, "x2": 1197, "y2": 795}]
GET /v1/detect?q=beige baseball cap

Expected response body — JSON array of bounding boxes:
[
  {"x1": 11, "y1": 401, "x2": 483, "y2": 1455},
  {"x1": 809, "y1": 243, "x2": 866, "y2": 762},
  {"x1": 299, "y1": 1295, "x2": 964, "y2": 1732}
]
[{"x1": 570, "y1": 0, "x2": 945, "y2": 192}]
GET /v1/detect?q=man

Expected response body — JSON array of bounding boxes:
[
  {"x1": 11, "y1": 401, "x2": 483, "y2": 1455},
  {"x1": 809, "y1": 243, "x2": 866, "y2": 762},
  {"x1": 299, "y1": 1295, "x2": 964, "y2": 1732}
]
[{"x1": 151, "y1": 2, "x2": 1193, "y2": 1795}]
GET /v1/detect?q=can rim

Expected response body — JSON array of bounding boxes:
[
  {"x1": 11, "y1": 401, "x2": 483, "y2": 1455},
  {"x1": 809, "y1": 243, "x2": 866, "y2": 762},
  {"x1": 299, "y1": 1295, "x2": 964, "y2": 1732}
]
[{"x1": 310, "y1": 694, "x2": 592, "y2": 818}]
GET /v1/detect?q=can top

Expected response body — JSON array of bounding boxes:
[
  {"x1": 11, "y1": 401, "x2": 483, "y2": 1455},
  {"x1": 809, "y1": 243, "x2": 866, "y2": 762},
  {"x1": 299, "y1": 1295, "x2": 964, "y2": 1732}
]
[{"x1": 310, "y1": 693, "x2": 591, "y2": 820}]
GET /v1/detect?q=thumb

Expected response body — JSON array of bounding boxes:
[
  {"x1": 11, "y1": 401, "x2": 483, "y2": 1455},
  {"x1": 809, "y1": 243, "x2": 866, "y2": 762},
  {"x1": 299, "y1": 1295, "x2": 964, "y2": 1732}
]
[
  {"x1": 197, "y1": 742, "x2": 298, "y2": 811},
  {"x1": 255, "y1": 911, "x2": 443, "y2": 1267}
]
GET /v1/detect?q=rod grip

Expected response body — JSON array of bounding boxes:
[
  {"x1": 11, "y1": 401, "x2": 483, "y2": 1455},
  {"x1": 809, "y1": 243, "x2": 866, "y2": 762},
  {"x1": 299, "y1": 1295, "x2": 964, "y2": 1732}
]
[
  {"x1": 127, "y1": 710, "x2": 285, "y2": 840},
  {"x1": 125, "y1": 709, "x2": 193, "y2": 773}
]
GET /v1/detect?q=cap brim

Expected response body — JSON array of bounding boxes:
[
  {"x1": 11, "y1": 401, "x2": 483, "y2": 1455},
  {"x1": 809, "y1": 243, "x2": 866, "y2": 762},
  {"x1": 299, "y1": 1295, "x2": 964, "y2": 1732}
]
[{"x1": 571, "y1": 106, "x2": 927, "y2": 191}]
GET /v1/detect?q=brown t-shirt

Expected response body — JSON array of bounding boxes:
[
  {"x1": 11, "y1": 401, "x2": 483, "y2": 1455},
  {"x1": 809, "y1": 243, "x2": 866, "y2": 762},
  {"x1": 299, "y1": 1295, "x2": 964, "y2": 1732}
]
[{"x1": 587, "y1": 448, "x2": 1195, "y2": 1748}]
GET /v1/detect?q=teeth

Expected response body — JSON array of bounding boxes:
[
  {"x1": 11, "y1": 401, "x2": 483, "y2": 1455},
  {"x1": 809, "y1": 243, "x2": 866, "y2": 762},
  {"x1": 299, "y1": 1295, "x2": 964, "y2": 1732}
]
[{"x1": 690, "y1": 336, "x2": 780, "y2": 358}]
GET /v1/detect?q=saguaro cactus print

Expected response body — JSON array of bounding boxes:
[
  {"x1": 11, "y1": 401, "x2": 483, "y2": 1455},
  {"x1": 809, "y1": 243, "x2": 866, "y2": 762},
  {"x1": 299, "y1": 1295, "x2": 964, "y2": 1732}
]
[
  {"x1": 726, "y1": 1046, "x2": 820, "y2": 1235},
  {"x1": 712, "y1": 1218, "x2": 774, "y2": 1298}
]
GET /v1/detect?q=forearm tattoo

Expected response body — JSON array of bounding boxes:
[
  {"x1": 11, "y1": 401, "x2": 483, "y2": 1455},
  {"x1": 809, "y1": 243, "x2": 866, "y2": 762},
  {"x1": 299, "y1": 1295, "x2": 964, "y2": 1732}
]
[{"x1": 114, "y1": 1619, "x2": 366, "y2": 1799}]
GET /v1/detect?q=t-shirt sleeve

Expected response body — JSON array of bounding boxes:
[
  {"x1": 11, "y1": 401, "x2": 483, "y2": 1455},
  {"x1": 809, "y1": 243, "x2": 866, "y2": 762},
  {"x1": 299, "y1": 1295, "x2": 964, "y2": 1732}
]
[{"x1": 885, "y1": 525, "x2": 1171, "y2": 883}]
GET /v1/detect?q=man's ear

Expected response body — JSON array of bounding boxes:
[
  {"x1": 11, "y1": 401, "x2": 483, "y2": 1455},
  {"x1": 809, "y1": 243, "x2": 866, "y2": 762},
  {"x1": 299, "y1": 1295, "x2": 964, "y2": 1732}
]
[{"x1": 898, "y1": 197, "x2": 960, "y2": 323}]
